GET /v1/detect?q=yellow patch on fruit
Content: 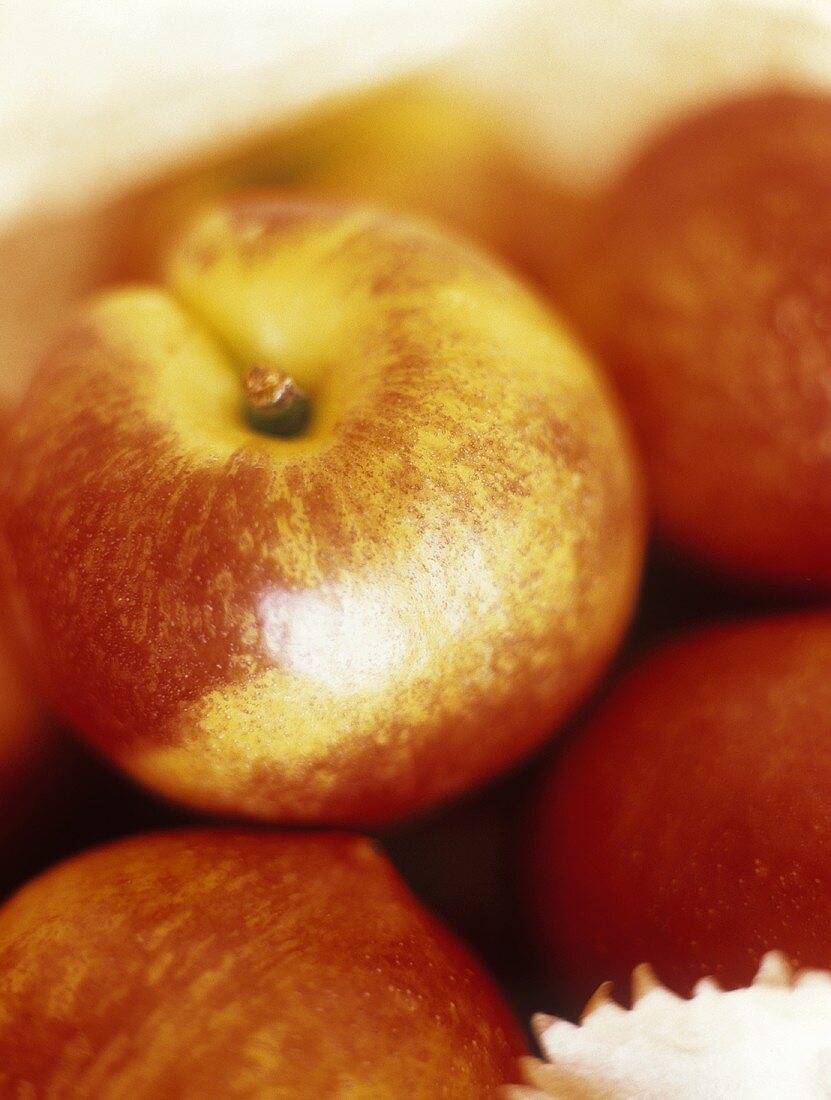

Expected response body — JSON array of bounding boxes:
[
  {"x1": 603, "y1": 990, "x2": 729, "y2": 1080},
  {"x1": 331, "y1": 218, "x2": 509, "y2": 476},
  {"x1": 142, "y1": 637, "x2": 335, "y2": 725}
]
[{"x1": 133, "y1": 510, "x2": 583, "y2": 818}]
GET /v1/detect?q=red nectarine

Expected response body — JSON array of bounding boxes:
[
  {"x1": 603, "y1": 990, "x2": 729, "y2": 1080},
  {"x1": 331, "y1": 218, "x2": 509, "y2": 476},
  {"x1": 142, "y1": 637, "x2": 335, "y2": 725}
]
[
  {"x1": 530, "y1": 613, "x2": 831, "y2": 1005},
  {"x1": 560, "y1": 90, "x2": 831, "y2": 588},
  {"x1": 0, "y1": 830, "x2": 524, "y2": 1097}
]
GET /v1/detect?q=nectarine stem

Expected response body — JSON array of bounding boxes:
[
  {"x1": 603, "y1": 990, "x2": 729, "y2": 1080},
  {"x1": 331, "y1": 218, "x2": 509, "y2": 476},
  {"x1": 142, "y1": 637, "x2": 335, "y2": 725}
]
[{"x1": 244, "y1": 366, "x2": 310, "y2": 438}]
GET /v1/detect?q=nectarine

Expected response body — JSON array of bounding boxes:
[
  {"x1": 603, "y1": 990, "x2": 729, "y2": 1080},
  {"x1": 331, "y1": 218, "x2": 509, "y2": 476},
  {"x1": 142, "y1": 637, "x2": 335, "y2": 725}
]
[
  {"x1": 0, "y1": 830, "x2": 524, "y2": 1097},
  {"x1": 0, "y1": 196, "x2": 643, "y2": 824},
  {"x1": 560, "y1": 90, "x2": 831, "y2": 588},
  {"x1": 125, "y1": 78, "x2": 563, "y2": 284},
  {"x1": 530, "y1": 613, "x2": 831, "y2": 1004}
]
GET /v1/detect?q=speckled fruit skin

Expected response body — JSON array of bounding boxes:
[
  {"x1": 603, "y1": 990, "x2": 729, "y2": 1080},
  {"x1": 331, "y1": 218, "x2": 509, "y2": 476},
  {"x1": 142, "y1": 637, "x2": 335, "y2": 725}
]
[
  {"x1": 560, "y1": 91, "x2": 831, "y2": 589},
  {"x1": 0, "y1": 196, "x2": 643, "y2": 825},
  {"x1": 530, "y1": 613, "x2": 831, "y2": 1004},
  {"x1": 0, "y1": 830, "x2": 525, "y2": 1098}
]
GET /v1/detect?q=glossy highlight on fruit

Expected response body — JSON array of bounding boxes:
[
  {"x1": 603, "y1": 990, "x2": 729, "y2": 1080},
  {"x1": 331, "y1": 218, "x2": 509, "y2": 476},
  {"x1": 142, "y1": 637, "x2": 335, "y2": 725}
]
[
  {"x1": 561, "y1": 90, "x2": 831, "y2": 588},
  {"x1": 0, "y1": 196, "x2": 643, "y2": 825},
  {"x1": 0, "y1": 830, "x2": 525, "y2": 1098},
  {"x1": 529, "y1": 613, "x2": 831, "y2": 1004}
]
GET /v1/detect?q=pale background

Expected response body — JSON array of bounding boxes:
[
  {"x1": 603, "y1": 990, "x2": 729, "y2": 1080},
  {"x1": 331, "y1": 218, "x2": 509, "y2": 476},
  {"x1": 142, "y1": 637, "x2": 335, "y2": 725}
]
[{"x1": 3, "y1": 0, "x2": 831, "y2": 400}]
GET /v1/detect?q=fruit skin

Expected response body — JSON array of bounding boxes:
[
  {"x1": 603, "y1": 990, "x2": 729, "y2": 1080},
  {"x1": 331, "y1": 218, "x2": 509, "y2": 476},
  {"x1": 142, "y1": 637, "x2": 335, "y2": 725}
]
[
  {"x1": 0, "y1": 418, "x2": 57, "y2": 873},
  {"x1": 530, "y1": 613, "x2": 831, "y2": 1005},
  {"x1": 0, "y1": 196, "x2": 643, "y2": 825},
  {"x1": 560, "y1": 91, "x2": 831, "y2": 589},
  {"x1": 125, "y1": 78, "x2": 565, "y2": 285},
  {"x1": 0, "y1": 830, "x2": 525, "y2": 1098},
  {"x1": 0, "y1": 617, "x2": 50, "y2": 846}
]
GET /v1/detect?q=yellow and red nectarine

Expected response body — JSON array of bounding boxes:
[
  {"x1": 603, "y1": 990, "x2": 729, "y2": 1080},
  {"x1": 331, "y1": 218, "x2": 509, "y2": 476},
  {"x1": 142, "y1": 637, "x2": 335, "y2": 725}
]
[
  {"x1": 0, "y1": 830, "x2": 524, "y2": 1097},
  {"x1": 0, "y1": 196, "x2": 643, "y2": 824}
]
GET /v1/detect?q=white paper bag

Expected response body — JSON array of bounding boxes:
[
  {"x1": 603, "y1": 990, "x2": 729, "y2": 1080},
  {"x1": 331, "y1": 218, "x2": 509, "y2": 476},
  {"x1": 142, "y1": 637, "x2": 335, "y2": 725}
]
[{"x1": 2, "y1": 0, "x2": 829, "y2": 401}]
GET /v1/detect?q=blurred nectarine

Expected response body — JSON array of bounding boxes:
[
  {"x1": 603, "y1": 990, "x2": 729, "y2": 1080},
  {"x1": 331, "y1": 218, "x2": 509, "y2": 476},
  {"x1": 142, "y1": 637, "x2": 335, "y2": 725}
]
[
  {"x1": 561, "y1": 90, "x2": 831, "y2": 588},
  {"x1": 126, "y1": 78, "x2": 566, "y2": 284}
]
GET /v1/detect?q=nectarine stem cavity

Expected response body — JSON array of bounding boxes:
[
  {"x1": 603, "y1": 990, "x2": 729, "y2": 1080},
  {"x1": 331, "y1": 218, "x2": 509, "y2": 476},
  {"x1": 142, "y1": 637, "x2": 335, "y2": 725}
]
[{"x1": 243, "y1": 365, "x2": 311, "y2": 438}]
